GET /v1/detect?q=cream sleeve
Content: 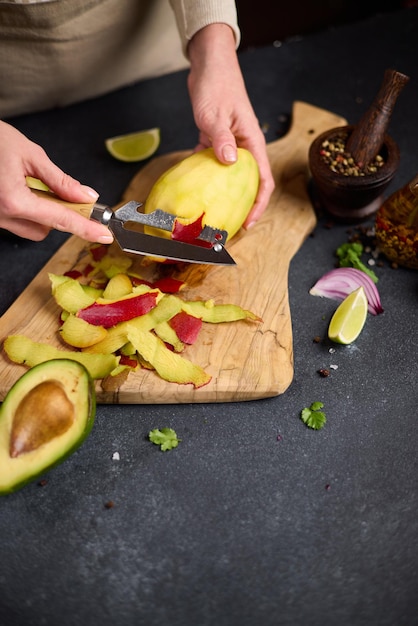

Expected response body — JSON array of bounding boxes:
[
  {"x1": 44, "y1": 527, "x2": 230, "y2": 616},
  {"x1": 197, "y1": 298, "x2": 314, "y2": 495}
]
[{"x1": 169, "y1": 0, "x2": 241, "y2": 56}]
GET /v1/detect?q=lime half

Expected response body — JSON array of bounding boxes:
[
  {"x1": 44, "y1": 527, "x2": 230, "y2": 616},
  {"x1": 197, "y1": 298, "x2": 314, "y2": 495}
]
[
  {"x1": 328, "y1": 286, "x2": 368, "y2": 344},
  {"x1": 105, "y1": 128, "x2": 160, "y2": 162}
]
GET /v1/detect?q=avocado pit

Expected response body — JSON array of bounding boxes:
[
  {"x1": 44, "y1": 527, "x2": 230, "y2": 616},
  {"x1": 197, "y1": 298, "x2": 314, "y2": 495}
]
[{"x1": 10, "y1": 380, "x2": 75, "y2": 458}]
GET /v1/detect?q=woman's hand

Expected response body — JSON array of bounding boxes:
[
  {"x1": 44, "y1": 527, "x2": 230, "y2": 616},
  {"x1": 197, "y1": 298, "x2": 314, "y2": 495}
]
[
  {"x1": 187, "y1": 24, "x2": 275, "y2": 228},
  {"x1": 0, "y1": 121, "x2": 113, "y2": 243}
]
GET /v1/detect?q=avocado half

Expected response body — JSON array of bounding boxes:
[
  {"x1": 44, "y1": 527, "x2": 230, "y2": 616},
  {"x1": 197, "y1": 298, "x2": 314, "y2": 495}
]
[{"x1": 0, "y1": 359, "x2": 96, "y2": 495}]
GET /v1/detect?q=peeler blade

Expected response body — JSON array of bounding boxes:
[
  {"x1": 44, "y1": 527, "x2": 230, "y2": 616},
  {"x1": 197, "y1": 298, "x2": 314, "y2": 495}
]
[{"x1": 108, "y1": 218, "x2": 236, "y2": 265}]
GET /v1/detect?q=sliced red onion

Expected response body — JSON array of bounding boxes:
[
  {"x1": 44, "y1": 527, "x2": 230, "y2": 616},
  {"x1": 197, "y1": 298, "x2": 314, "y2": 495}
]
[{"x1": 309, "y1": 267, "x2": 383, "y2": 315}]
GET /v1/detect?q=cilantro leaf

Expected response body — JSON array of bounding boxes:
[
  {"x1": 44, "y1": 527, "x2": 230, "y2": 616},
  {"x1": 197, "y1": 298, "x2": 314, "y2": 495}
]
[
  {"x1": 149, "y1": 428, "x2": 180, "y2": 451},
  {"x1": 336, "y1": 242, "x2": 378, "y2": 283},
  {"x1": 301, "y1": 402, "x2": 326, "y2": 430},
  {"x1": 337, "y1": 241, "x2": 363, "y2": 258}
]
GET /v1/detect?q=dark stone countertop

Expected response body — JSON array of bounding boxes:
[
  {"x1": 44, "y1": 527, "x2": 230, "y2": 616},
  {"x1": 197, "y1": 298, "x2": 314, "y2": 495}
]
[{"x1": 1, "y1": 8, "x2": 418, "y2": 626}]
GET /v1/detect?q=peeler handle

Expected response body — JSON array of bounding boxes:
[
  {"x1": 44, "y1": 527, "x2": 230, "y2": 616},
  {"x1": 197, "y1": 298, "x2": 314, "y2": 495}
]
[{"x1": 28, "y1": 185, "x2": 98, "y2": 220}]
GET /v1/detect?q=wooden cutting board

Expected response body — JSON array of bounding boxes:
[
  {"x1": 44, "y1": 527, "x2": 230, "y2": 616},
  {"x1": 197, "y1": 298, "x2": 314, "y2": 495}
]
[{"x1": 0, "y1": 102, "x2": 346, "y2": 403}]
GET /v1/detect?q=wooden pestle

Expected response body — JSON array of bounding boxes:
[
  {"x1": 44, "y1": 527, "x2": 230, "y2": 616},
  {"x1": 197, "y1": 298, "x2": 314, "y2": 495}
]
[{"x1": 345, "y1": 68, "x2": 409, "y2": 168}]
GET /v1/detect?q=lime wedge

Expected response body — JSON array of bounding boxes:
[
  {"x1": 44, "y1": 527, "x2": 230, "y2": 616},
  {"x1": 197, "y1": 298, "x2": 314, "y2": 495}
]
[
  {"x1": 105, "y1": 128, "x2": 160, "y2": 162},
  {"x1": 328, "y1": 286, "x2": 368, "y2": 344}
]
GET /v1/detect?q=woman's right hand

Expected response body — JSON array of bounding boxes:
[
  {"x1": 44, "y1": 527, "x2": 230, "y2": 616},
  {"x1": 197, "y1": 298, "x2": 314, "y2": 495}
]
[{"x1": 0, "y1": 120, "x2": 113, "y2": 243}]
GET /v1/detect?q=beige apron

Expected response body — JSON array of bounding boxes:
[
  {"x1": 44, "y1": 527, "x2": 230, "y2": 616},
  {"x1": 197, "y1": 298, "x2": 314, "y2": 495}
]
[{"x1": 0, "y1": 0, "x2": 189, "y2": 118}]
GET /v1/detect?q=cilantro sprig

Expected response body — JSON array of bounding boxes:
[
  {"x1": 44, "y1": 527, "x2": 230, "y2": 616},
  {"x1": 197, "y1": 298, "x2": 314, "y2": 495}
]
[
  {"x1": 336, "y1": 242, "x2": 378, "y2": 283},
  {"x1": 149, "y1": 428, "x2": 181, "y2": 451},
  {"x1": 300, "y1": 402, "x2": 326, "y2": 430}
]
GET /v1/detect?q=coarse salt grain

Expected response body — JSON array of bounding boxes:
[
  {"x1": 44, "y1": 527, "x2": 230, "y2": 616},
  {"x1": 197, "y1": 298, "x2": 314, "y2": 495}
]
[{"x1": 112, "y1": 452, "x2": 120, "y2": 461}]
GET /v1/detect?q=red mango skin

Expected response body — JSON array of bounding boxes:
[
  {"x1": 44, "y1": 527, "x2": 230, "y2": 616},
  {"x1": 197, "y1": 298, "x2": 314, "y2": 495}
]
[
  {"x1": 64, "y1": 270, "x2": 83, "y2": 280},
  {"x1": 77, "y1": 292, "x2": 158, "y2": 328},
  {"x1": 131, "y1": 276, "x2": 185, "y2": 294},
  {"x1": 118, "y1": 355, "x2": 139, "y2": 368},
  {"x1": 152, "y1": 277, "x2": 185, "y2": 293},
  {"x1": 89, "y1": 244, "x2": 108, "y2": 262},
  {"x1": 172, "y1": 214, "x2": 212, "y2": 249},
  {"x1": 169, "y1": 311, "x2": 203, "y2": 344}
]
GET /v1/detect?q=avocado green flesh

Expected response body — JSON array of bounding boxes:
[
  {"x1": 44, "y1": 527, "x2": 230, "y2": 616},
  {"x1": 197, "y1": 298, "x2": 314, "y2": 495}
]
[{"x1": 0, "y1": 359, "x2": 96, "y2": 495}]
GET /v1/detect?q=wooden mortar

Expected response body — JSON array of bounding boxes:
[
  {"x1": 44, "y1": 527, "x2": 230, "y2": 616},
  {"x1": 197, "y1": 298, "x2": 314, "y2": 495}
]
[{"x1": 309, "y1": 68, "x2": 409, "y2": 222}]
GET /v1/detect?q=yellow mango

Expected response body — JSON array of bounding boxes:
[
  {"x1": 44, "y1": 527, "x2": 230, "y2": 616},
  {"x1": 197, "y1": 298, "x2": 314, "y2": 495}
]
[{"x1": 144, "y1": 147, "x2": 259, "y2": 241}]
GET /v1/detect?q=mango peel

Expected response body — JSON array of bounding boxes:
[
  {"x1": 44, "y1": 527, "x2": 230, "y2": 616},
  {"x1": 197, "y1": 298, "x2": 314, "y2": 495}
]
[
  {"x1": 4, "y1": 244, "x2": 262, "y2": 389},
  {"x1": 3, "y1": 335, "x2": 119, "y2": 380}
]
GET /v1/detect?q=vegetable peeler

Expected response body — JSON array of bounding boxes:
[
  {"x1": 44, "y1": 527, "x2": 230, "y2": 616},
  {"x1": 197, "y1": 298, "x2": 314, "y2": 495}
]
[{"x1": 28, "y1": 183, "x2": 236, "y2": 265}]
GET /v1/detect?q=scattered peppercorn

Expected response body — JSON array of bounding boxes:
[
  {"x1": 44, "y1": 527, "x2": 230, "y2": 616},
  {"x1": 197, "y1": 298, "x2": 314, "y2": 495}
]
[
  {"x1": 318, "y1": 368, "x2": 330, "y2": 378},
  {"x1": 313, "y1": 336, "x2": 321, "y2": 343},
  {"x1": 104, "y1": 501, "x2": 114, "y2": 509},
  {"x1": 38, "y1": 479, "x2": 48, "y2": 487}
]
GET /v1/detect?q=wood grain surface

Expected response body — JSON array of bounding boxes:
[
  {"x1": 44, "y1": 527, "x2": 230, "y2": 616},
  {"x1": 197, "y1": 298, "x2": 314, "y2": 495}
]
[{"x1": 0, "y1": 102, "x2": 346, "y2": 403}]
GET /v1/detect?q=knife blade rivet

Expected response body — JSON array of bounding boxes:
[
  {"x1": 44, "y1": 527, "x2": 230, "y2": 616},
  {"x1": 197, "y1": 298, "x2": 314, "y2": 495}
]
[{"x1": 213, "y1": 243, "x2": 223, "y2": 253}]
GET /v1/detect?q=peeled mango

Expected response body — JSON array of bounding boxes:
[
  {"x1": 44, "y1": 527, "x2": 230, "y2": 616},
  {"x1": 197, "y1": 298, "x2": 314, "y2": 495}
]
[{"x1": 144, "y1": 147, "x2": 259, "y2": 241}]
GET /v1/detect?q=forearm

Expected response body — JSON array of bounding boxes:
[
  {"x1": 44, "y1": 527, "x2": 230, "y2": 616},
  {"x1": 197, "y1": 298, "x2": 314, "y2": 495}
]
[
  {"x1": 188, "y1": 22, "x2": 240, "y2": 75},
  {"x1": 169, "y1": 0, "x2": 240, "y2": 56}
]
